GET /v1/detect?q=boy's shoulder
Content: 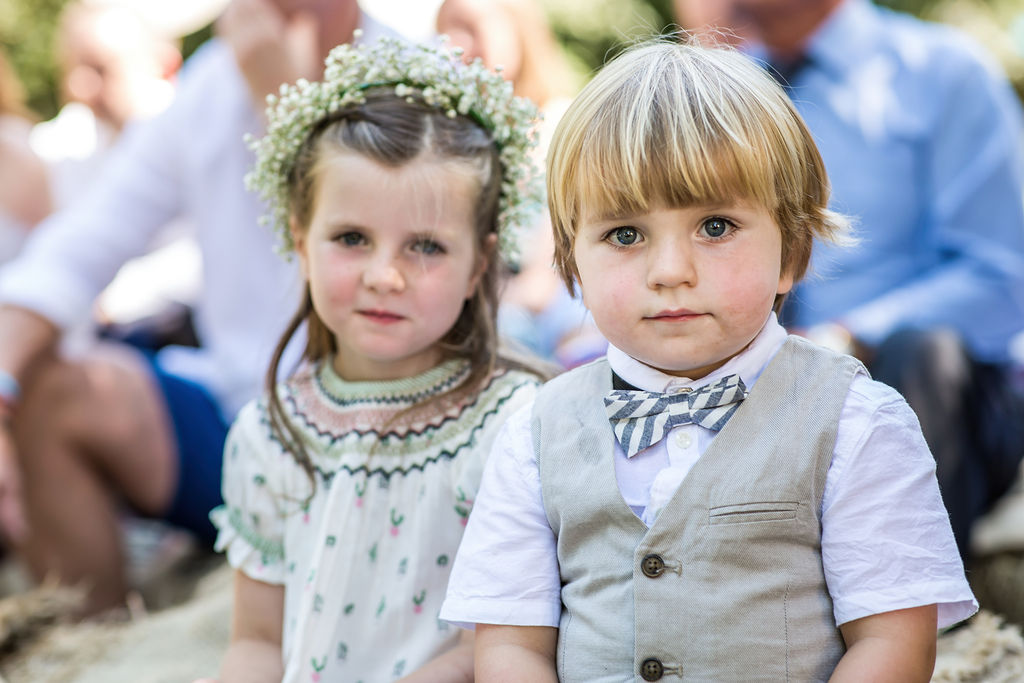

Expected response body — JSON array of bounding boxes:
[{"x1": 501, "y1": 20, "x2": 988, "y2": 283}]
[
  {"x1": 534, "y1": 356, "x2": 611, "y2": 409},
  {"x1": 541, "y1": 355, "x2": 609, "y2": 387}
]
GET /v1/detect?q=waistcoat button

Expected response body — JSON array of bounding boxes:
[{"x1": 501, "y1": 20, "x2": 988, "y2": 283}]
[
  {"x1": 641, "y1": 553, "x2": 665, "y2": 578},
  {"x1": 640, "y1": 657, "x2": 664, "y2": 681}
]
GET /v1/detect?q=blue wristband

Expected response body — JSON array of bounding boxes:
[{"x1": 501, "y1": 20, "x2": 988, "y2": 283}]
[{"x1": 0, "y1": 370, "x2": 20, "y2": 405}]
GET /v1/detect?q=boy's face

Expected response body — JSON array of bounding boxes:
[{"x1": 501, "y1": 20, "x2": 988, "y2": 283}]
[{"x1": 573, "y1": 201, "x2": 793, "y2": 379}]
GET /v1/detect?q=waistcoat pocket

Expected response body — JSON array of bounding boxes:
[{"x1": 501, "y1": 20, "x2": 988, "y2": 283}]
[{"x1": 708, "y1": 501, "x2": 799, "y2": 524}]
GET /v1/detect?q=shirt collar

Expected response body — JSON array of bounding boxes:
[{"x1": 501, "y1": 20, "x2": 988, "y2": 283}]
[
  {"x1": 606, "y1": 312, "x2": 788, "y2": 393},
  {"x1": 743, "y1": 0, "x2": 880, "y2": 81}
]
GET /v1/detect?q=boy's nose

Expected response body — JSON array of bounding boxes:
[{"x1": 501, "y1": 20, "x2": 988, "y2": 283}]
[{"x1": 647, "y1": 242, "x2": 697, "y2": 289}]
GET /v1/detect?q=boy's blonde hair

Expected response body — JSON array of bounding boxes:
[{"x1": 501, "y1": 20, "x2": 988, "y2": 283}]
[{"x1": 548, "y1": 39, "x2": 849, "y2": 307}]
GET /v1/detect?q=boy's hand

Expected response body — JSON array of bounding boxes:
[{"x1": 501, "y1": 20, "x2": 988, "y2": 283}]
[{"x1": 217, "y1": 0, "x2": 320, "y2": 110}]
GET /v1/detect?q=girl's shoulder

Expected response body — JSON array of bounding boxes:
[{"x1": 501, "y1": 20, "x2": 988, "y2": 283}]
[
  {"x1": 443, "y1": 364, "x2": 541, "y2": 439},
  {"x1": 468, "y1": 363, "x2": 543, "y2": 408}
]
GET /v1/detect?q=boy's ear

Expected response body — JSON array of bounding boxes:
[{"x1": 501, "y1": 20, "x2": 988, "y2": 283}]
[
  {"x1": 466, "y1": 233, "x2": 499, "y2": 300},
  {"x1": 290, "y1": 216, "x2": 309, "y2": 278},
  {"x1": 777, "y1": 264, "x2": 795, "y2": 297}
]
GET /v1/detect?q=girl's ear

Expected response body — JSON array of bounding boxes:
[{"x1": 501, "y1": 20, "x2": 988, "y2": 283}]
[
  {"x1": 290, "y1": 216, "x2": 309, "y2": 279},
  {"x1": 466, "y1": 232, "x2": 499, "y2": 300}
]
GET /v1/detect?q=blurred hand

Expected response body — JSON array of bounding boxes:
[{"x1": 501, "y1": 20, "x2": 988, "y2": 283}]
[
  {"x1": 0, "y1": 425, "x2": 28, "y2": 544},
  {"x1": 217, "y1": 0, "x2": 320, "y2": 110}
]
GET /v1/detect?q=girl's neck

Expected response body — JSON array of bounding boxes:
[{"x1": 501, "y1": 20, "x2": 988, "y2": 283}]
[{"x1": 330, "y1": 349, "x2": 448, "y2": 385}]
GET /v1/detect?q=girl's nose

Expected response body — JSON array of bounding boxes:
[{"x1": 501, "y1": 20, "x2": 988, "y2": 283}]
[
  {"x1": 646, "y1": 240, "x2": 697, "y2": 289},
  {"x1": 362, "y1": 256, "x2": 406, "y2": 293}
]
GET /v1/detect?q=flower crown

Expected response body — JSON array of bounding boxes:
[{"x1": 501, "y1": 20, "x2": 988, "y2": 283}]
[{"x1": 245, "y1": 34, "x2": 543, "y2": 260}]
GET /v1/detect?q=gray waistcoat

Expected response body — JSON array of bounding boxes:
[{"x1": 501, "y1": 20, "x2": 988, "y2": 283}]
[{"x1": 533, "y1": 337, "x2": 861, "y2": 682}]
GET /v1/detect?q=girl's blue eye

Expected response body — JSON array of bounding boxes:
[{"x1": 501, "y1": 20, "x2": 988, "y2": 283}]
[
  {"x1": 338, "y1": 231, "x2": 365, "y2": 246},
  {"x1": 609, "y1": 227, "x2": 640, "y2": 246},
  {"x1": 413, "y1": 239, "x2": 445, "y2": 255},
  {"x1": 701, "y1": 217, "x2": 731, "y2": 239}
]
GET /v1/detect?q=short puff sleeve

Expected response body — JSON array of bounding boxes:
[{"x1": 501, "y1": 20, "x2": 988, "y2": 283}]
[{"x1": 210, "y1": 399, "x2": 292, "y2": 584}]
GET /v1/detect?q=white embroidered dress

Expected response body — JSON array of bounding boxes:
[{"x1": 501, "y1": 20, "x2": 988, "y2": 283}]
[{"x1": 211, "y1": 358, "x2": 538, "y2": 681}]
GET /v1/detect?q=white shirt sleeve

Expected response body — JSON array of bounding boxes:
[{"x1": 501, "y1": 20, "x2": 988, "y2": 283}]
[
  {"x1": 440, "y1": 402, "x2": 562, "y2": 629},
  {"x1": 822, "y1": 373, "x2": 978, "y2": 628},
  {"x1": 0, "y1": 85, "x2": 188, "y2": 329}
]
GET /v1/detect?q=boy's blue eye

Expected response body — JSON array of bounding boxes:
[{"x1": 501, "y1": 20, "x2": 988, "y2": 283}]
[
  {"x1": 701, "y1": 217, "x2": 731, "y2": 238},
  {"x1": 609, "y1": 227, "x2": 639, "y2": 246}
]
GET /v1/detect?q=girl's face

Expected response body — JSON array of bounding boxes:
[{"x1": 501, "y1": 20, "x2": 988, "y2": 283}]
[
  {"x1": 293, "y1": 152, "x2": 490, "y2": 382},
  {"x1": 573, "y1": 201, "x2": 793, "y2": 379}
]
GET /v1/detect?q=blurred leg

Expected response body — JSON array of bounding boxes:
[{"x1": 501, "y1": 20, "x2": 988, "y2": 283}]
[
  {"x1": 11, "y1": 344, "x2": 176, "y2": 615},
  {"x1": 870, "y1": 328, "x2": 1024, "y2": 561}
]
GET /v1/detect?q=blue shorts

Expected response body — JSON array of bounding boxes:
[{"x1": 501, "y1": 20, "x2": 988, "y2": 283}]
[{"x1": 144, "y1": 357, "x2": 229, "y2": 547}]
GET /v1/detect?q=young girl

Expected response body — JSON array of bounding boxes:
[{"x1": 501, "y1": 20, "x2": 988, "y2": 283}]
[
  {"x1": 440, "y1": 40, "x2": 977, "y2": 681},
  {"x1": 207, "y1": 37, "x2": 544, "y2": 682}
]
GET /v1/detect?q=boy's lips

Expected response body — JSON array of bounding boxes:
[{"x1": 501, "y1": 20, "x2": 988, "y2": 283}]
[{"x1": 646, "y1": 308, "x2": 702, "y2": 321}]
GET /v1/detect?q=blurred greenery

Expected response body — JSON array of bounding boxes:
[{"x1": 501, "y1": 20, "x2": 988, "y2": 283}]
[
  {"x1": 0, "y1": 0, "x2": 213, "y2": 119},
  {"x1": 2, "y1": 0, "x2": 1022, "y2": 120},
  {"x1": 1, "y1": 0, "x2": 69, "y2": 118}
]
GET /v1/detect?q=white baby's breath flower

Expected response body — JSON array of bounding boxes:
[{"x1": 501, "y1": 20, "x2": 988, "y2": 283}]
[{"x1": 245, "y1": 37, "x2": 542, "y2": 261}]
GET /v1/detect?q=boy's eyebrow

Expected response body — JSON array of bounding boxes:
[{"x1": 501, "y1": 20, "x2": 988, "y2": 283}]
[
  {"x1": 583, "y1": 208, "x2": 645, "y2": 223},
  {"x1": 585, "y1": 201, "x2": 745, "y2": 224}
]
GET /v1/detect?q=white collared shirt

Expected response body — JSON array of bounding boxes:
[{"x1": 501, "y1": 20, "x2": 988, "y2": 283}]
[{"x1": 440, "y1": 314, "x2": 977, "y2": 629}]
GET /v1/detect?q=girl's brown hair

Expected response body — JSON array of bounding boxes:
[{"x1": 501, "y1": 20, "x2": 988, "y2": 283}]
[{"x1": 264, "y1": 91, "x2": 524, "y2": 486}]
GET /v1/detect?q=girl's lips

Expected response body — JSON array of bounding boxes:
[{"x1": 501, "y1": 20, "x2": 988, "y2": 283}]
[{"x1": 358, "y1": 309, "x2": 404, "y2": 323}]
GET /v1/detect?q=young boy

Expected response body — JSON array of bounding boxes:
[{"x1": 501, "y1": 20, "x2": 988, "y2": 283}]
[{"x1": 439, "y1": 40, "x2": 976, "y2": 681}]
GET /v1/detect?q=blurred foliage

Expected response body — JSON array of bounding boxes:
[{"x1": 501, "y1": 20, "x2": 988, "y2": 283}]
[
  {"x1": 538, "y1": 0, "x2": 674, "y2": 83},
  {"x1": 2, "y1": 0, "x2": 1023, "y2": 119},
  {"x1": 922, "y1": 0, "x2": 1024, "y2": 99},
  {"x1": 1, "y1": 0, "x2": 70, "y2": 119},
  {"x1": 0, "y1": 0, "x2": 213, "y2": 120}
]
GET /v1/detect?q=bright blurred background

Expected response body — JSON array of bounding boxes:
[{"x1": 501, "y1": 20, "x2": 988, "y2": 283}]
[{"x1": 3, "y1": 0, "x2": 1023, "y2": 121}]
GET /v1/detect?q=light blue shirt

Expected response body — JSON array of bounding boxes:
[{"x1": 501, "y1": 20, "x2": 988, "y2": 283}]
[{"x1": 758, "y1": 0, "x2": 1024, "y2": 362}]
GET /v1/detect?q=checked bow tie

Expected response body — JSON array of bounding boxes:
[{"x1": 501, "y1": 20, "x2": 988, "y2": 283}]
[{"x1": 604, "y1": 374, "x2": 748, "y2": 458}]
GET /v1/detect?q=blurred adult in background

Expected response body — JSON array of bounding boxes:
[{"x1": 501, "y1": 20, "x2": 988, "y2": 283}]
[
  {"x1": 31, "y1": 0, "x2": 181, "y2": 209},
  {"x1": 675, "y1": 0, "x2": 1024, "y2": 561},
  {"x1": 30, "y1": 0, "x2": 198, "y2": 346},
  {"x1": 0, "y1": 50, "x2": 51, "y2": 263},
  {"x1": 438, "y1": 0, "x2": 607, "y2": 367},
  {"x1": 0, "y1": 0, "x2": 397, "y2": 616}
]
